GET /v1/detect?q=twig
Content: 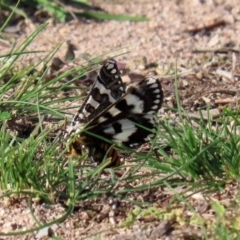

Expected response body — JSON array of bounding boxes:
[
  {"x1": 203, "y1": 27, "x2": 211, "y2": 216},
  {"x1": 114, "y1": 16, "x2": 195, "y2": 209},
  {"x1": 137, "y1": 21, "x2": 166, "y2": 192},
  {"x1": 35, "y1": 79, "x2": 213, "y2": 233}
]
[
  {"x1": 186, "y1": 19, "x2": 226, "y2": 34},
  {"x1": 215, "y1": 98, "x2": 236, "y2": 104},
  {"x1": 209, "y1": 89, "x2": 237, "y2": 95},
  {"x1": 232, "y1": 52, "x2": 237, "y2": 82},
  {"x1": 193, "y1": 47, "x2": 240, "y2": 54}
]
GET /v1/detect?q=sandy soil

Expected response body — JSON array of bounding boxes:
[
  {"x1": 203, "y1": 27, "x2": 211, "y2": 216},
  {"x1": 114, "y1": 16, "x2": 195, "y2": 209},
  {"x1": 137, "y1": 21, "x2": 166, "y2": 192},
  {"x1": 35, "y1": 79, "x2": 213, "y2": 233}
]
[{"x1": 1, "y1": 0, "x2": 240, "y2": 239}]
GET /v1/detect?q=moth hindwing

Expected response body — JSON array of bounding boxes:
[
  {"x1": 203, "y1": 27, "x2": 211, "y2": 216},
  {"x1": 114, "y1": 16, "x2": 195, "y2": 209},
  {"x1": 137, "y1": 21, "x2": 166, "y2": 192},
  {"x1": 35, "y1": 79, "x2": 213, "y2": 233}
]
[{"x1": 66, "y1": 59, "x2": 163, "y2": 167}]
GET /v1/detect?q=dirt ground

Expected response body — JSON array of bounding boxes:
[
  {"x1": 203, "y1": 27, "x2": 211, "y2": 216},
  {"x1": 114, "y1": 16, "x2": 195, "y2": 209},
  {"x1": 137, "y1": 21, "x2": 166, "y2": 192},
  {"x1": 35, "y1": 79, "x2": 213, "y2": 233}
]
[{"x1": 1, "y1": 0, "x2": 240, "y2": 239}]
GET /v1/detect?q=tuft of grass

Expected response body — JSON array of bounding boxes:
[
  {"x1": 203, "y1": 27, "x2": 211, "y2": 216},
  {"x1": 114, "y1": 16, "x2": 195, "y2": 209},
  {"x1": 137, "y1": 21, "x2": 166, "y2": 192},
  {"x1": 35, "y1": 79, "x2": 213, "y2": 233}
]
[
  {"x1": 0, "y1": 0, "x2": 148, "y2": 23},
  {"x1": 156, "y1": 107, "x2": 240, "y2": 181}
]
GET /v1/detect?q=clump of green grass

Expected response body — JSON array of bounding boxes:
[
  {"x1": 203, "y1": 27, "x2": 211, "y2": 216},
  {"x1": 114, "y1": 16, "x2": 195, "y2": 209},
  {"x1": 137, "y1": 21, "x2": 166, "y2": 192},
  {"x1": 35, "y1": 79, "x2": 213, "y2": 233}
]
[
  {"x1": 156, "y1": 107, "x2": 240, "y2": 181},
  {"x1": 0, "y1": 0, "x2": 148, "y2": 23}
]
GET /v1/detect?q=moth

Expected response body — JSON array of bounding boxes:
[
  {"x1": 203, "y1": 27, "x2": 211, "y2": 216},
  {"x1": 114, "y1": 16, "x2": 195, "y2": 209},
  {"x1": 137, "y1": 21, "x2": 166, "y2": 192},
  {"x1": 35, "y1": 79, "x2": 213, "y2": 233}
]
[{"x1": 66, "y1": 59, "x2": 163, "y2": 167}]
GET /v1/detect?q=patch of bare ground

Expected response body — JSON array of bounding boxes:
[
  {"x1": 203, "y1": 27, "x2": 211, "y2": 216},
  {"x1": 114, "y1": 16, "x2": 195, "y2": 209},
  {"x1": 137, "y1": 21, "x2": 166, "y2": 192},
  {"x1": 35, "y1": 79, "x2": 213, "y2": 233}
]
[{"x1": 1, "y1": 0, "x2": 240, "y2": 239}]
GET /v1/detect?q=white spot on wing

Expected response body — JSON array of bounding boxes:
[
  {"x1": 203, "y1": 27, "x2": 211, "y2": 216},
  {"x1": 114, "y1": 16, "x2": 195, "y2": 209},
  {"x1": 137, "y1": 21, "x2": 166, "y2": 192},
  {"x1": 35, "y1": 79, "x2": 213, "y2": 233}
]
[
  {"x1": 108, "y1": 107, "x2": 121, "y2": 117},
  {"x1": 144, "y1": 115, "x2": 157, "y2": 125},
  {"x1": 149, "y1": 83, "x2": 158, "y2": 89},
  {"x1": 146, "y1": 77, "x2": 156, "y2": 84},
  {"x1": 124, "y1": 94, "x2": 144, "y2": 113},
  {"x1": 103, "y1": 126, "x2": 115, "y2": 134},
  {"x1": 148, "y1": 134, "x2": 155, "y2": 138},
  {"x1": 98, "y1": 116, "x2": 108, "y2": 123},
  {"x1": 94, "y1": 80, "x2": 115, "y2": 102},
  {"x1": 151, "y1": 105, "x2": 158, "y2": 110},
  {"x1": 153, "y1": 89, "x2": 160, "y2": 93},
  {"x1": 86, "y1": 95, "x2": 99, "y2": 108},
  {"x1": 112, "y1": 119, "x2": 137, "y2": 142},
  {"x1": 107, "y1": 63, "x2": 114, "y2": 70},
  {"x1": 111, "y1": 68, "x2": 117, "y2": 74},
  {"x1": 130, "y1": 143, "x2": 139, "y2": 147},
  {"x1": 146, "y1": 110, "x2": 155, "y2": 114}
]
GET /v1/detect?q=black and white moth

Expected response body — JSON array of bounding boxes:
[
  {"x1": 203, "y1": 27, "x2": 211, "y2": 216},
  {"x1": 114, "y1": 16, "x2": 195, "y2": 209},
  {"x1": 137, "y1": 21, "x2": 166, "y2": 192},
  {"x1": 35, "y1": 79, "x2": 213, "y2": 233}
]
[{"x1": 66, "y1": 59, "x2": 163, "y2": 167}]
